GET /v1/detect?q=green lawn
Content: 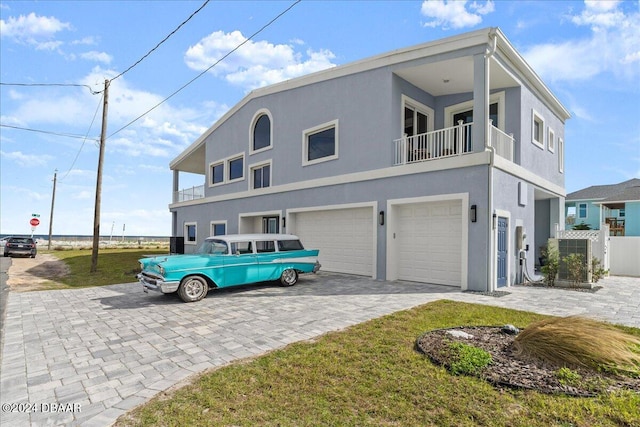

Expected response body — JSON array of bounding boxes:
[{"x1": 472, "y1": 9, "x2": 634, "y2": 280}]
[
  {"x1": 42, "y1": 248, "x2": 167, "y2": 289},
  {"x1": 115, "y1": 301, "x2": 640, "y2": 427}
]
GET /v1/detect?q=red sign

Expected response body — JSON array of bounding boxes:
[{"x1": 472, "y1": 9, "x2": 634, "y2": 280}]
[{"x1": 30, "y1": 218, "x2": 40, "y2": 227}]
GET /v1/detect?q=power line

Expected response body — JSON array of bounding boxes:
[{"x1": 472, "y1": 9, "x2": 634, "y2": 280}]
[
  {"x1": 108, "y1": 0, "x2": 302, "y2": 139},
  {"x1": 0, "y1": 82, "x2": 101, "y2": 95},
  {"x1": 0, "y1": 124, "x2": 99, "y2": 141},
  {"x1": 110, "y1": 0, "x2": 211, "y2": 82},
  {"x1": 59, "y1": 93, "x2": 105, "y2": 181}
]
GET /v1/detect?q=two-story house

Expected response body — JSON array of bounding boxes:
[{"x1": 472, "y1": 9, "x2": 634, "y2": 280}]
[{"x1": 168, "y1": 27, "x2": 570, "y2": 292}]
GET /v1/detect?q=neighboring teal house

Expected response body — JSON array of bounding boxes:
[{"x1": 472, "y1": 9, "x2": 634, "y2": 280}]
[{"x1": 565, "y1": 178, "x2": 640, "y2": 236}]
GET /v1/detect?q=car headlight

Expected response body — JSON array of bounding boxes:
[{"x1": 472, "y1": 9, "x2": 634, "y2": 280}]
[
  {"x1": 139, "y1": 262, "x2": 144, "y2": 271},
  {"x1": 158, "y1": 265, "x2": 165, "y2": 276}
]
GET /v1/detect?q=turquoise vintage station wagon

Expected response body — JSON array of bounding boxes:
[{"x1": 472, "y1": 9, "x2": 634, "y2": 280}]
[{"x1": 137, "y1": 234, "x2": 320, "y2": 303}]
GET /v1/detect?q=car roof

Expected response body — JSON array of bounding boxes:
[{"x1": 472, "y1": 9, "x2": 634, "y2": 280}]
[{"x1": 205, "y1": 233, "x2": 300, "y2": 243}]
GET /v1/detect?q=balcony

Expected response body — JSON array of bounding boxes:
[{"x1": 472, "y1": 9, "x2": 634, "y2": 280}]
[
  {"x1": 393, "y1": 121, "x2": 513, "y2": 165},
  {"x1": 175, "y1": 185, "x2": 205, "y2": 203}
]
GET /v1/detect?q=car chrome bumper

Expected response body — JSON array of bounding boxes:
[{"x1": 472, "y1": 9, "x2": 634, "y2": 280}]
[
  {"x1": 313, "y1": 261, "x2": 321, "y2": 273},
  {"x1": 137, "y1": 273, "x2": 180, "y2": 294}
]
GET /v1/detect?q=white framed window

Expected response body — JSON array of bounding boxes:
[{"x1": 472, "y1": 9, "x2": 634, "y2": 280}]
[
  {"x1": 210, "y1": 221, "x2": 227, "y2": 236},
  {"x1": 578, "y1": 203, "x2": 587, "y2": 219},
  {"x1": 444, "y1": 91, "x2": 505, "y2": 130},
  {"x1": 401, "y1": 95, "x2": 434, "y2": 137},
  {"x1": 209, "y1": 153, "x2": 245, "y2": 186},
  {"x1": 558, "y1": 137, "x2": 564, "y2": 173},
  {"x1": 250, "y1": 109, "x2": 273, "y2": 154},
  {"x1": 184, "y1": 222, "x2": 197, "y2": 245},
  {"x1": 548, "y1": 128, "x2": 555, "y2": 153},
  {"x1": 209, "y1": 161, "x2": 224, "y2": 186},
  {"x1": 302, "y1": 119, "x2": 339, "y2": 166},
  {"x1": 249, "y1": 160, "x2": 272, "y2": 190},
  {"x1": 227, "y1": 153, "x2": 245, "y2": 183},
  {"x1": 531, "y1": 109, "x2": 545, "y2": 149}
]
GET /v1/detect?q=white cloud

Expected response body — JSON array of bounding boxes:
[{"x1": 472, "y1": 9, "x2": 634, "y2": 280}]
[
  {"x1": 1, "y1": 150, "x2": 53, "y2": 167},
  {"x1": 184, "y1": 31, "x2": 337, "y2": 90},
  {"x1": 420, "y1": 0, "x2": 494, "y2": 29},
  {"x1": 523, "y1": 1, "x2": 639, "y2": 83},
  {"x1": 0, "y1": 12, "x2": 71, "y2": 49},
  {"x1": 80, "y1": 51, "x2": 112, "y2": 64}
]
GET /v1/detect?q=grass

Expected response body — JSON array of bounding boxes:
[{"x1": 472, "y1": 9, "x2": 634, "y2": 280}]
[
  {"x1": 40, "y1": 248, "x2": 168, "y2": 289},
  {"x1": 514, "y1": 316, "x2": 640, "y2": 376},
  {"x1": 115, "y1": 301, "x2": 640, "y2": 427}
]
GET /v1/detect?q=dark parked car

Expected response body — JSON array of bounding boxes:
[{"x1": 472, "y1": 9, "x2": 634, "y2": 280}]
[{"x1": 4, "y1": 237, "x2": 37, "y2": 258}]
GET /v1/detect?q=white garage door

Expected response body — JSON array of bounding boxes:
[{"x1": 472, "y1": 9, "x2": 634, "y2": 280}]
[
  {"x1": 396, "y1": 200, "x2": 462, "y2": 287},
  {"x1": 293, "y1": 207, "x2": 374, "y2": 276}
]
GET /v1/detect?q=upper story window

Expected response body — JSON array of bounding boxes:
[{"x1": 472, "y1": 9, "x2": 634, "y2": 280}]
[
  {"x1": 444, "y1": 92, "x2": 505, "y2": 130},
  {"x1": 402, "y1": 95, "x2": 434, "y2": 137},
  {"x1": 228, "y1": 155, "x2": 244, "y2": 182},
  {"x1": 209, "y1": 153, "x2": 245, "y2": 187},
  {"x1": 578, "y1": 203, "x2": 587, "y2": 219},
  {"x1": 251, "y1": 109, "x2": 273, "y2": 154},
  {"x1": 250, "y1": 160, "x2": 271, "y2": 190},
  {"x1": 303, "y1": 120, "x2": 339, "y2": 166},
  {"x1": 532, "y1": 109, "x2": 545, "y2": 149},
  {"x1": 548, "y1": 128, "x2": 555, "y2": 153},
  {"x1": 211, "y1": 162, "x2": 224, "y2": 186}
]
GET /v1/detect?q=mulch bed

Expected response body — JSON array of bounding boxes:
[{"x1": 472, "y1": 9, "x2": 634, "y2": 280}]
[{"x1": 416, "y1": 326, "x2": 640, "y2": 397}]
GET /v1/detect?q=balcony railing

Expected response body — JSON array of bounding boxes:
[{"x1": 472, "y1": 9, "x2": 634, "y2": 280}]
[
  {"x1": 393, "y1": 121, "x2": 514, "y2": 165},
  {"x1": 175, "y1": 185, "x2": 205, "y2": 202},
  {"x1": 394, "y1": 122, "x2": 472, "y2": 165},
  {"x1": 489, "y1": 123, "x2": 514, "y2": 162}
]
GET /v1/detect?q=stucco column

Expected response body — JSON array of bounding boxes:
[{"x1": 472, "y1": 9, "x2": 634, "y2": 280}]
[
  {"x1": 472, "y1": 53, "x2": 489, "y2": 152},
  {"x1": 172, "y1": 170, "x2": 179, "y2": 203}
]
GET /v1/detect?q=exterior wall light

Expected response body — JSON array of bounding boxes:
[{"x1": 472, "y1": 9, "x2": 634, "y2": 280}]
[
  {"x1": 379, "y1": 210, "x2": 385, "y2": 226},
  {"x1": 470, "y1": 205, "x2": 477, "y2": 223}
]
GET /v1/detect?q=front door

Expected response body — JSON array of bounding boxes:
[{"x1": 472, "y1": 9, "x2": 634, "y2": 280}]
[
  {"x1": 497, "y1": 216, "x2": 508, "y2": 288},
  {"x1": 262, "y1": 216, "x2": 279, "y2": 234}
]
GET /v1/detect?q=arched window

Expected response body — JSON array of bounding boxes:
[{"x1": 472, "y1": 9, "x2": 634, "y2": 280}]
[{"x1": 253, "y1": 114, "x2": 271, "y2": 152}]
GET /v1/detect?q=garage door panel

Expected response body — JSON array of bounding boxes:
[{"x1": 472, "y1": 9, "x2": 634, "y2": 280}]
[
  {"x1": 396, "y1": 200, "x2": 462, "y2": 287},
  {"x1": 294, "y1": 207, "x2": 374, "y2": 277}
]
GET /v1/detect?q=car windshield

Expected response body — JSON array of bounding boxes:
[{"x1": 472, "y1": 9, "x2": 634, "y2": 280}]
[
  {"x1": 196, "y1": 239, "x2": 228, "y2": 255},
  {"x1": 10, "y1": 238, "x2": 33, "y2": 244}
]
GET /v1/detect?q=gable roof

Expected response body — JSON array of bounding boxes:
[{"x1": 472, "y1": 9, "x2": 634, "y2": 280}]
[
  {"x1": 170, "y1": 27, "x2": 571, "y2": 174},
  {"x1": 566, "y1": 178, "x2": 640, "y2": 201}
]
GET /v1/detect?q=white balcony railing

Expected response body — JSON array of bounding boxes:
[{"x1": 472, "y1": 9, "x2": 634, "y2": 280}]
[
  {"x1": 489, "y1": 123, "x2": 514, "y2": 162},
  {"x1": 394, "y1": 121, "x2": 472, "y2": 165},
  {"x1": 393, "y1": 121, "x2": 514, "y2": 165},
  {"x1": 175, "y1": 185, "x2": 205, "y2": 202}
]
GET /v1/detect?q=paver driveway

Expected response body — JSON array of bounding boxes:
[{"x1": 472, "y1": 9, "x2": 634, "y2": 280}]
[{"x1": 1, "y1": 272, "x2": 639, "y2": 426}]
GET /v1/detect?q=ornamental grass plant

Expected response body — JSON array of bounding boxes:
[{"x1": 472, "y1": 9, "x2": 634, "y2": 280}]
[{"x1": 513, "y1": 316, "x2": 640, "y2": 376}]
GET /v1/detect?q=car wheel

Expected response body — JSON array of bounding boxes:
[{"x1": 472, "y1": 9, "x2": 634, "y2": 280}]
[
  {"x1": 178, "y1": 276, "x2": 209, "y2": 303},
  {"x1": 279, "y1": 269, "x2": 298, "y2": 287}
]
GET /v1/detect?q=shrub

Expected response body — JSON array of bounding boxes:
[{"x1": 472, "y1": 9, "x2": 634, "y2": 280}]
[
  {"x1": 446, "y1": 341, "x2": 492, "y2": 376},
  {"x1": 513, "y1": 316, "x2": 640, "y2": 376},
  {"x1": 540, "y1": 246, "x2": 559, "y2": 286},
  {"x1": 591, "y1": 257, "x2": 608, "y2": 283},
  {"x1": 562, "y1": 253, "x2": 585, "y2": 287},
  {"x1": 572, "y1": 222, "x2": 591, "y2": 230}
]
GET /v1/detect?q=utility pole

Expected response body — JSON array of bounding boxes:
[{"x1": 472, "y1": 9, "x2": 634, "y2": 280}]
[
  {"x1": 47, "y1": 170, "x2": 57, "y2": 250},
  {"x1": 91, "y1": 79, "x2": 110, "y2": 273}
]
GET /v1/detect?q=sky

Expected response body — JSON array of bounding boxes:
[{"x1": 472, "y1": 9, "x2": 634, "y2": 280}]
[{"x1": 1, "y1": 0, "x2": 639, "y2": 237}]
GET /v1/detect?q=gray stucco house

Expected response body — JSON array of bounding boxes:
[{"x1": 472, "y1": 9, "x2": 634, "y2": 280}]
[{"x1": 169, "y1": 27, "x2": 570, "y2": 292}]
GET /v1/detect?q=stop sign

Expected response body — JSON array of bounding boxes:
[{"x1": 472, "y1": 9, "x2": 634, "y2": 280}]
[{"x1": 30, "y1": 218, "x2": 40, "y2": 227}]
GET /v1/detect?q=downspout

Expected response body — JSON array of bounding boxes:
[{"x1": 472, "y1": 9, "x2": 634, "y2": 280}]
[{"x1": 485, "y1": 28, "x2": 498, "y2": 292}]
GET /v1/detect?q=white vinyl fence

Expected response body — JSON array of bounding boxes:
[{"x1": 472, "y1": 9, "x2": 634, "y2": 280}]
[{"x1": 609, "y1": 236, "x2": 640, "y2": 277}]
